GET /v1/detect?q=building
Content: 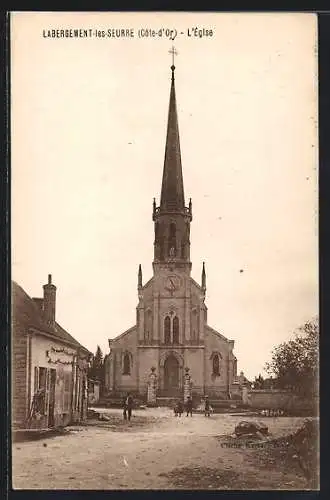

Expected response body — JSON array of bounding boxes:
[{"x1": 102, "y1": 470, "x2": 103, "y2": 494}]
[
  {"x1": 12, "y1": 275, "x2": 92, "y2": 429},
  {"x1": 104, "y1": 63, "x2": 238, "y2": 400}
]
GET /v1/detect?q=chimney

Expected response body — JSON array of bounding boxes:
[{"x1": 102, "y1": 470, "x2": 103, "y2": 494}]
[{"x1": 43, "y1": 274, "x2": 56, "y2": 328}]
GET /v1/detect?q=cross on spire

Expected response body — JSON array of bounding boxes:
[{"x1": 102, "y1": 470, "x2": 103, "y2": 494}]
[
  {"x1": 159, "y1": 44, "x2": 185, "y2": 213},
  {"x1": 169, "y1": 46, "x2": 178, "y2": 69}
]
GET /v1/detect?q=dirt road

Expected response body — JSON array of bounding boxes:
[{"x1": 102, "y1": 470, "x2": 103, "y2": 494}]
[{"x1": 12, "y1": 407, "x2": 313, "y2": 490}]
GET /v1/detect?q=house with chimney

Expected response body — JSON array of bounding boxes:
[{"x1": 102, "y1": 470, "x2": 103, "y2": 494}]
[{"x1": 12, "y1": 275, "x2": 92, "y2": 430}]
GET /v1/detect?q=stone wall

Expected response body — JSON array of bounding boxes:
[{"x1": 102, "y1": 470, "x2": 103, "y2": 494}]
[
  {"x1": 12, "y1": 323, "x2": 28, "y2": 428},
  {"x1": 246, "y1": 389, "x2": 318, "y2": 413}
]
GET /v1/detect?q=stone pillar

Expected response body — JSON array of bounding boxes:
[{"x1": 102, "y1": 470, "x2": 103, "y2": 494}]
[
  {"x1": 147, "y1": 367, "x2": 157, "y2": 406},
  {"x1": 183, "y1": 367, "x2": 193, "y2": 403},
  {"x1": 242, "y1": 385, "x2": 249, "y2": 405}
]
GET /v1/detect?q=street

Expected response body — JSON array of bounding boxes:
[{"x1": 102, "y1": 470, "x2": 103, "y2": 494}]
[{"x1": 12, "y1": 407, "x2": 312, "y2": 490}]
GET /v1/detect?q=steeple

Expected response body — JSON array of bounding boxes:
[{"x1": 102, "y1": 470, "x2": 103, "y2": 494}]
[
  {"x1": 152, "y1": 56, "x2": 192, "y2": 271},
  {"x1": 160, "y1": 64, "x2": 185, "y2": 212}
]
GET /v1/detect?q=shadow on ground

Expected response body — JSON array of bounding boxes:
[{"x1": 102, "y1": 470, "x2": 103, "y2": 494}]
[
  {"x1": 12, "y1": 427, "x2": 71, "y2": 443},
  {"x1": 159, "y1": 466, "x2": 256, "y2": 489}
]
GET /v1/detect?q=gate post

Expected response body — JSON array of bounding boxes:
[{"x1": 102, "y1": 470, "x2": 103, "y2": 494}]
[
  {"x1": 147, "y1": 367, "x2": 157, "y2": 406},
  {"x1": 183, "y1": 367, "x2": 192, "y2": 403}
]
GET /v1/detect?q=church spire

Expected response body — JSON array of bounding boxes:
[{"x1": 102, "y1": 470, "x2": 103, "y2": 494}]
[
  {"x1": 160, "y1": 60, "x2": 185, "y2": 212},
  {"x1": 152, "y1": 53, "x2": 192, "y2": 272},
  {"x1": 202, "y1": 262, "x2": 206, "y2": 290}
]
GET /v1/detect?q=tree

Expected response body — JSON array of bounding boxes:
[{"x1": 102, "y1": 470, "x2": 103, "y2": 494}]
[
  {"x1": 89, "y1": 345, "x2": 104, "y2": 383},
  {"x1": 252, "y1": 374, "x2": 274, "y2": 389},
  {"x1": 252, "y1": 374, "x2": 264, "y2": 389},
  {"x1": 265, "y1": 319, "x2": 319, "y2": 396}
]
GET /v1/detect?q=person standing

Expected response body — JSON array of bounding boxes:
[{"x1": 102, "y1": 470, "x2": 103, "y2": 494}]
[
  {"x1": 204, "y1": 395, "x2": 211, "y2": 417},
  {"x1": 123, "y1": 395, "x2": 127, "y2": 420},
  {"x1": 186, "y1": 396, "x2": 193, "y2": 417},
  {"x1": 126, "y1": 393, "x2": 133, "y2": 421}
]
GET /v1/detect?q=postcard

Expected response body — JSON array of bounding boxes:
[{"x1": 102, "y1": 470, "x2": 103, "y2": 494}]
[{"x1": 11, "y1": 11, "x2": 318, "y2": 490}]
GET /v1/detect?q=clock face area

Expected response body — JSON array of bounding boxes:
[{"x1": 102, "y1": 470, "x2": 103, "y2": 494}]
[{"x1": 164, "y1": 274, "x2": 181, "y2": 293}]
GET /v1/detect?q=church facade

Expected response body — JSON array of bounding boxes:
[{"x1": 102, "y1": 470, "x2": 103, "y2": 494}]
[{"x1": 104, "y1": 63, "x2": 238, "y2": 399}]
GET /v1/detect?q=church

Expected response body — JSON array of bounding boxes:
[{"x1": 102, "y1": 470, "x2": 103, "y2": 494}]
[{"x1": 104, "y1": 60, "x2": 238, "y2": 400}]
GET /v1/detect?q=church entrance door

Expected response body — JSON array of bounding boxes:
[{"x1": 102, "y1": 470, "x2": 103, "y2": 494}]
[{"x1": 164, "y1": 355, "x2": 180, "y2": 396}]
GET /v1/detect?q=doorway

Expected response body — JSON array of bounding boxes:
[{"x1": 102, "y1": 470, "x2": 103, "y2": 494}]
[
  {"x1": 48, "y1": 369, "x2": 56, "y2": 428},
  {"x1": 164, "y1": 355, "x2": 180, "y2": 395}
]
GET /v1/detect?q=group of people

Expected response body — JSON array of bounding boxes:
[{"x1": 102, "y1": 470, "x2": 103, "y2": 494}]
[
  {"x1": 173, "y1": 396, "x2": 193, "y2": 417},
  {"x1": 122, "y1": 393, "x2": 212, "y2": 420},
  {"x1": 173, "y1": 395, "x2": 212, "y2": 417}
]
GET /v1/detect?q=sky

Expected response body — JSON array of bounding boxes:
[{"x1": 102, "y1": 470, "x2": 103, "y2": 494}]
[{"x1": 11, "y1": 12, "x2": 318, "y2": 379}]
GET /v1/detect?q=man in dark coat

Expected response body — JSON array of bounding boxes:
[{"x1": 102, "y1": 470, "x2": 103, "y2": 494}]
[
  {"x1": 123, "y1": 395, "x2": 127, "y2": 420},
  {"x1": 186, "y1": 396, "x2": 193, "y2": 417},
  {"x1": 126, "y1": 393, "x2": 134, "y2": 421},
  {"x1": 174, "y1": 400, "x2": 183, "y2": 417},
  {"x1": 204, "y1": 395, "x2": 211, "y2": 417}
]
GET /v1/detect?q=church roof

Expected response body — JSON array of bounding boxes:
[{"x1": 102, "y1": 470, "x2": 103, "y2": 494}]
[
  {"x1": 205, "y1": 324, "x2": 234, "y2": 345},
  {"x1": 108, "y1": 324, "x2": 136, "y2": 343},
  {"x1": 12, "y1": 281, "x2": 91, "y2": 354},
  {"x1": 160, "y1": 65, "x2": 185, "y2": 212}
]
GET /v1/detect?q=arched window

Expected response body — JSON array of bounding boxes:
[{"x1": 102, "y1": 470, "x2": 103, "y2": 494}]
[
  {"x1": 168, "y1": 223, "x2": 176, "y2": 256},
  {"x1": 173, "y1": 316, "x2": 179, "y2": 344},
  {"x1": 164, "y1": 316, "x2": 171, "y2": 344},
  {"x1": 212, "y1": 355, "x2": 220, "y2": 376},
  {"x1": 123, "y1": 353, "x2": 131, "y2": 375},
  {"x1": 145, "y1": 309, "x2": 153, "y2": 343}
]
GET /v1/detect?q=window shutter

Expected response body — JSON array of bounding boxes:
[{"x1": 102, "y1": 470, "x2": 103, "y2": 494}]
[
  {"x1": 63, "y1": 371, "x2": 71, "y2": 412},
  {"x1": 34, "y1": 366, "x2": 39, "y2": 393},
  {"x1": 76, "y1": 367, "x2": 80, "y2": 410},
  {"x1": 44, "y1": 368, "x2": 50, "y2": 415},
  {"x1": 72, "y1": 364, "x2": 77, "y2": 410}
]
